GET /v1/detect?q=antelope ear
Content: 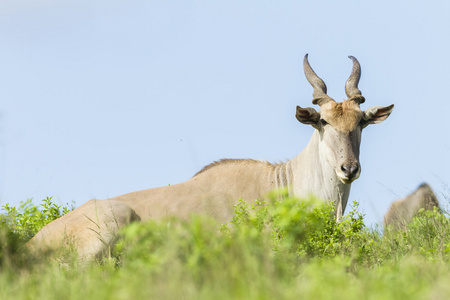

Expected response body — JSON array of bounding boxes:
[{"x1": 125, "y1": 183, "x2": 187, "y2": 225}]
[
  {"x1": 296, "y1": 106, "x2": 320, "y2": 125},
  {"x1": 362, "y1": 104, "x2": 394, "y2": 127}
]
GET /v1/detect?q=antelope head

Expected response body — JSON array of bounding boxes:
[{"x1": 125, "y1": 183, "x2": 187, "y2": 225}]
[{"x1": 296, "y1": 54, "x2": 394, "y2": 184}]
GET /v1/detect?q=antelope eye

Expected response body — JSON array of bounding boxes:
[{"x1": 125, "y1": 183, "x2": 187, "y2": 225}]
[{"x1": 320, "y1": 119, "x2": 328, "y2": 126}]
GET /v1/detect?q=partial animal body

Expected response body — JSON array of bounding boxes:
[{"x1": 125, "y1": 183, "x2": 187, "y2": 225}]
[
  {"x1": 384, "y1": 183, "x2": 440, "y2": 230},
  {"x1": 28, "y1": 55, "x2": 394, "y2": 261}
]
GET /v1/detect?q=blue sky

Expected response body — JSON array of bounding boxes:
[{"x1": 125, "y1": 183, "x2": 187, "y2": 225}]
[{"x1": 1, "y1": 1, "x2": 450, "y2": 226}]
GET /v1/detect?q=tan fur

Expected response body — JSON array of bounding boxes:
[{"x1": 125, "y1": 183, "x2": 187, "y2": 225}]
[
  {"x1": 194, "y1": 159, "x2": 275, "y2": 177},
  {"x1": 28, "y1": 159, "x2": 281, "y2": 261},
  {"x1": 384, "y1": 183, "x2": 440, "y2": 230},
  {"x1": 28, "y1": 200, "x2": 140, "y2": 261},
  {"x1": 321, "y1": 100, "x2": 363, "y2": 132}
]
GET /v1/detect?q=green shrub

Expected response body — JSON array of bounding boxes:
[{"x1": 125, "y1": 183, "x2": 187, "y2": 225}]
[
  {"x1": 381, "y1": 208, "x2": 450, "y2": 262},
  {"x1": 0, "y1": 197, "x2": 73, "y2": 267},
  {"x1": 0, "y1": 220, "x2": 22, "y2": 265},
  {"x1": 115, "y1": 191, "x2": 370, "y2": 282},
  {"x1": 222, "y1": 191, "x2": 370, "y2": 260},
  {"x1": 1, "y1": 194, "x2": 450, "y2": 299},
  {"x1": 1, "y1": 197, "x2": 73, "y2": 240}
]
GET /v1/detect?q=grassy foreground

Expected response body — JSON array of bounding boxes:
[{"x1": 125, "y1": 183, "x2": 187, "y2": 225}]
[{"x1": 1, "y1": 193, "x2": 449, "y2": 300}]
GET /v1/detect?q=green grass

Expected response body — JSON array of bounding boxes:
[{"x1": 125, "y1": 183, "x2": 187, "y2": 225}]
[{"x1": 0, "y1": 192, "x2": 449, "y2": 300}]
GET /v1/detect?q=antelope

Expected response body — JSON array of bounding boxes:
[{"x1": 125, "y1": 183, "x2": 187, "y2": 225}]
[
  {"x1": 384, "y1": 183, "x2": 440, "y2": 230},
  {"x1": 28, "y1": 54, "x2": 394, "y2": 261}
]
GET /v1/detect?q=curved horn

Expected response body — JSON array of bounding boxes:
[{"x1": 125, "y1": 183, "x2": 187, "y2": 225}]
[
  {"x1": 303, "y1": 54, "x2": 332, "y2": 105},
  {"x1": 345, "y1": 56, "x2": 365, "y2": 103}
]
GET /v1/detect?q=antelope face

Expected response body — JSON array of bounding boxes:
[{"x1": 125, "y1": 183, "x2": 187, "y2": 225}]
[
  {"x1": 316, "y1": 100, "x2": 363, "y2": 183},
  {"x1": 296, "y1": 54, "x2": 394, "y2": 184}
]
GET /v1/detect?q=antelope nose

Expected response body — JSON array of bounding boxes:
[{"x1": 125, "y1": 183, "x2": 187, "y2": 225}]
[{"x1": 340, "y1": 163, "x2": 360, "y2": 180}]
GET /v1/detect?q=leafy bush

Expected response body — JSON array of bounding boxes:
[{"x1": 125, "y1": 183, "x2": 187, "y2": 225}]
[
  {"x1": 381, "y1": 207, "x2": 450, "y2": 262},
  {"x1": 0, "y1": 194, "x2": 450, "y2": 299},
  {"x1": 222, "y1": 191, "x2": 370, "y2": 260},
  {"x1": 1, "y1": 197, "x2": 73, "y2": 240},
  {"x1": 115, "y1": 191, "x2": 370, "y2": 282},
  {"x1": 0, "y1": 197, "x2": 73, "y2": 266}
]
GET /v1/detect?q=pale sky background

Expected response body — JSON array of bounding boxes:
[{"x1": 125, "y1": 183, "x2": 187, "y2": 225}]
[{"x1": 1, "y1": 1, "x2": 450, "y2": 226}]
